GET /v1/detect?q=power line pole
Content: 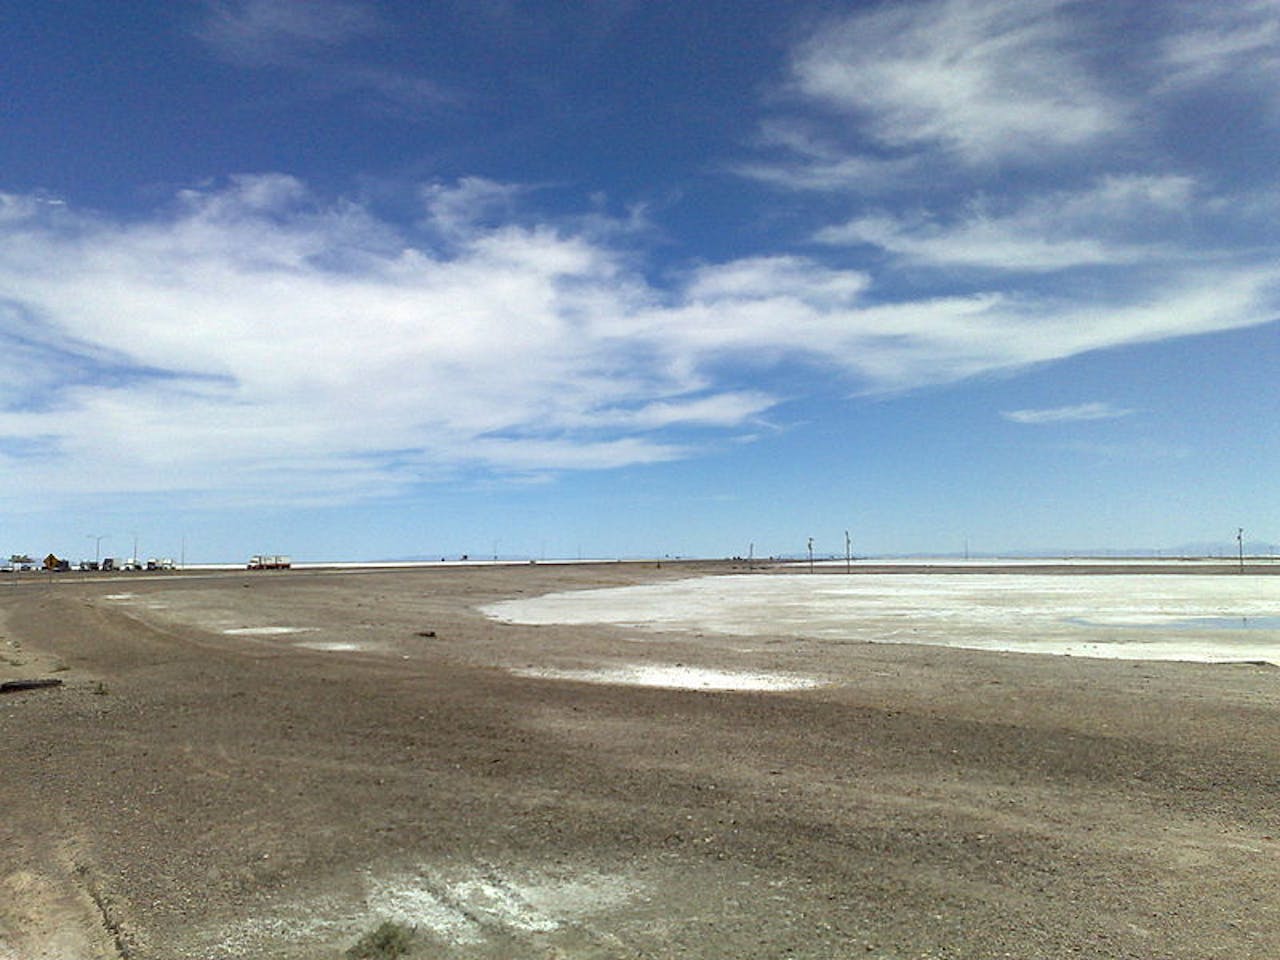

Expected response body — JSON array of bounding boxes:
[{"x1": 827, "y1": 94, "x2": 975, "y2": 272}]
[
  {"x1": 807, "y1": 537, "x2": 814, "y2": 573},
  {"x1": 1238, "y1": 528, "x2": 1245, "y2": 573},
  {"x1": 845, "y1": 530, "x2": 851, "y2": 574}
]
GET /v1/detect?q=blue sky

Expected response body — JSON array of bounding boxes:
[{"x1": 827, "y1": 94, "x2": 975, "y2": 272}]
[{"x1": 2, "y1": 0, "x2": 1278, "y2": 562}]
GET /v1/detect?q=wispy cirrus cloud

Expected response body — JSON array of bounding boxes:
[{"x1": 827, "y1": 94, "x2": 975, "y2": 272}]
[
  {"x1": 732, "y1": 0, "x2": 1280, "y2": 417},
  {"x1": 743, "y1": 0, "x2": 1278, "y2": 215},
  {"x1": 197, "y1": 0, "x2": 378, "y2": 65},
  {"x1": 787, "y1": 0, "x2": 1125, "y2": 166},
  {"x1": 195, "y1": 0, "x2": 454, "y2": 112},
  {"x1": 1158, "y1": 0, "x2": 1280, "y2": 96},
  {"x1": 1002, "y1": 402, "x2": 1135, "y2": 425},
  {"x1": 815, "y1": 175, "x2": 1198, "y2": 271},
  {"x1": 0, "y1": 177, "x2": 1276, "y2": 505}
]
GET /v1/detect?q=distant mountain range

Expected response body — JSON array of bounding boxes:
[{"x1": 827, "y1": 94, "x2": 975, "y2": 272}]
[{"x1": 879, "y1": 540, "x2": 1276, "y2": 560}]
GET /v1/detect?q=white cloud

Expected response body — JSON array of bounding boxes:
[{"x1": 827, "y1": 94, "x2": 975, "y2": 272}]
[
  {"x1": 790, "y1": 0, "x2": 1125, "y2": 165},
  {"x1": 197, "y1": 0, "x2": 379, "y2": 66},
  {"x1": 1, "y1": 179, "x2": 1277, "y2": 504},
  {"x1": 749, "y1": 0, "x2": 1280, "y2": 204},
  {"x1": 1159, "y1": 1, "x2": 1280, "y2": 95},
  {"x1": 1001, "y1": 402, "x2": 1135, "y2": 425},
  {"x1": 196, "y1": 0, "x2": 453, "y2": 112},
  {"x1": 732, "y1": 121, "x2": 919, "y2": 193},
  {"x1": 815, "y1": 175, "x2": 1198, "y2": 270}
]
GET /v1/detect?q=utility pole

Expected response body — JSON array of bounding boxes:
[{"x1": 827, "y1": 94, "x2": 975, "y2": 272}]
[
  {"x1": 807, "y1": 537, "x2": 814, "y2": 573},
  {"x1": 86, "y1": 533, "x2": 106, "y2": 565},
  {"x1": 845, "y1": 530, "x2": 851, "y2": 574},
  {"x1": 1238, "y1": 528, "x2": 1245, "y2": 573}
]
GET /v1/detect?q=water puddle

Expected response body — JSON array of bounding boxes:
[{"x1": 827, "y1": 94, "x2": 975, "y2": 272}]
[
  {"x1": 510, "y1": 663, "x2": 823, "y2": 691},
  {"x1": 222, "y1": 626, "x2": 315, "y2": 636},
  {"x1": 1071, "y1": 616, "x2": 1280, "y2": 631}
]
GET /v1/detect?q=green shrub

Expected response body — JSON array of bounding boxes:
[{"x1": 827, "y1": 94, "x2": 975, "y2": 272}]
[{"x1": 346, "y1": 920, "x2": 415, "y2": 959}]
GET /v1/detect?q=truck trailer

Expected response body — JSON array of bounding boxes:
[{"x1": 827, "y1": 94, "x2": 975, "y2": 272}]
[{"x1": 247, "y1": 555, "x2": 292, "y2": 570}]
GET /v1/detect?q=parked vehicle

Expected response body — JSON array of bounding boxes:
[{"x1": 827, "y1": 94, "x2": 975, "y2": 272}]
[
  {"x1": 79, "y1": 560, "x2": 100, "y2": 571},
  {"x1": 120, "y1": 558, "x2": 142, "y2": 571},
  {"x1": 101, "y1": 558, "x2": 115, "y2": 571},
  {"x1": 247, "y1": 555, "x2": 292, "y2": 570}
]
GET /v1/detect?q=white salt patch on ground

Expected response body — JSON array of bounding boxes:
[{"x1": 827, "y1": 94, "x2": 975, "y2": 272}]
[
  {"x1": 506, "y1": 872, "x2": 635, "y2": 917},
  {"x1": 102, "y1": 593, "x2": 134, "y2": 600},
  {"x1": 203, "y1": 865, "x2": 637, "y2": 955},
  {"x1": 451, "y1": 878, "x2": 560, "y2": 933},
  {"x1": 222, "y1": 626, "x2": 315, "y2": 636},
  {"x1": 295, "y1": 640, "x2": 365, "y2": 652},
  {"x1": 484, "y1": 573, "x2": 1280, "y2": 664},
  {"x1": 366, "y1": 865, "x2": 637, "y2": 946},
  {"x1": 211, "y1": 912, "x2": 346, "y2": 957},
  {"x1": 366, "y1": 874, "x2": 484, "y2": 944},
  {"x1": 512, "y1": 663, "x2": 823, "y2": 691}
]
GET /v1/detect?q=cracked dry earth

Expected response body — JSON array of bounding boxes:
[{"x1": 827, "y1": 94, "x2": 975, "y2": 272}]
[{"x1": 2, "y1": 562, "x2": 1279, "y2": 959}]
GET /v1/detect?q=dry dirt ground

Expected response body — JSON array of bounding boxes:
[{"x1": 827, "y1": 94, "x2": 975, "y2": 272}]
[{"x1": 1, "y1": 562, "x2": 1278, "y2": 959}]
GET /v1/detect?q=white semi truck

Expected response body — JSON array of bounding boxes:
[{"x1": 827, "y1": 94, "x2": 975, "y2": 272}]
[{"x1": 248, "y1": 555, "x2": 292, "y2": 570}]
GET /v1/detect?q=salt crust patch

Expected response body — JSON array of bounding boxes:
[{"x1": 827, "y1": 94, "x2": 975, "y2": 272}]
[
  {"x1": 512, "y1": 663, "x2": 822, "y2": 691},
  {"x1": 295, "y1": 640, "x2": 364, "y2": 652},
  {"x1": 485, "y1": 573, "x2": 1280, "y2": 664},
  {"x1": 207, "y1": 865, "x2": 636, "y2": 954},
  {"x1": 221, "y1": 626, "x2": 315, "y2": 636},
  {"x1": 102, "y1": 593, "x2": 135, "y2": 600},
  {"x1": 367, "y1": 867, "x2": 636, "y2": 944}
]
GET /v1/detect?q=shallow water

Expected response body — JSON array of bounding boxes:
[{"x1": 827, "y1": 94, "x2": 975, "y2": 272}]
[{"x1": 1071, "y1": 615, "x2": 1280, "y2": 631}]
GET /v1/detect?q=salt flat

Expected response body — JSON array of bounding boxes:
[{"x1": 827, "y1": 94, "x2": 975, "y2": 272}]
[{"x1": 484, "y1": 571, "x2": 1280, "y2": 664}]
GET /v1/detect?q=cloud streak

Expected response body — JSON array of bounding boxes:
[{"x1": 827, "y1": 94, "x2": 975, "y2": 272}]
[
  {"x1": 788, "y1": 0, "x2": 1125, "y2": 165},
  {"x1": 814, "y1": 176, "x2": 1197, "y2": 271},
  {"x1": 195, "y1": 0, "x2": 453, "y2": 112},
  {"x1": 1002, "y1": 402, "x2": 1135, "y2": 425}
]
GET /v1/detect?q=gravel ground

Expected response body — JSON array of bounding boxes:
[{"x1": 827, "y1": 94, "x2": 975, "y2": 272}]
[{"x1": 1, "y1": 561, "x2": 1278, "y2": 959}]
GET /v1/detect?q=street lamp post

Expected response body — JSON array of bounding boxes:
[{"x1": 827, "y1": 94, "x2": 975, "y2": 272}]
[{"x1": 87, "y1": 533, "x2": 106, "y2": 565}]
